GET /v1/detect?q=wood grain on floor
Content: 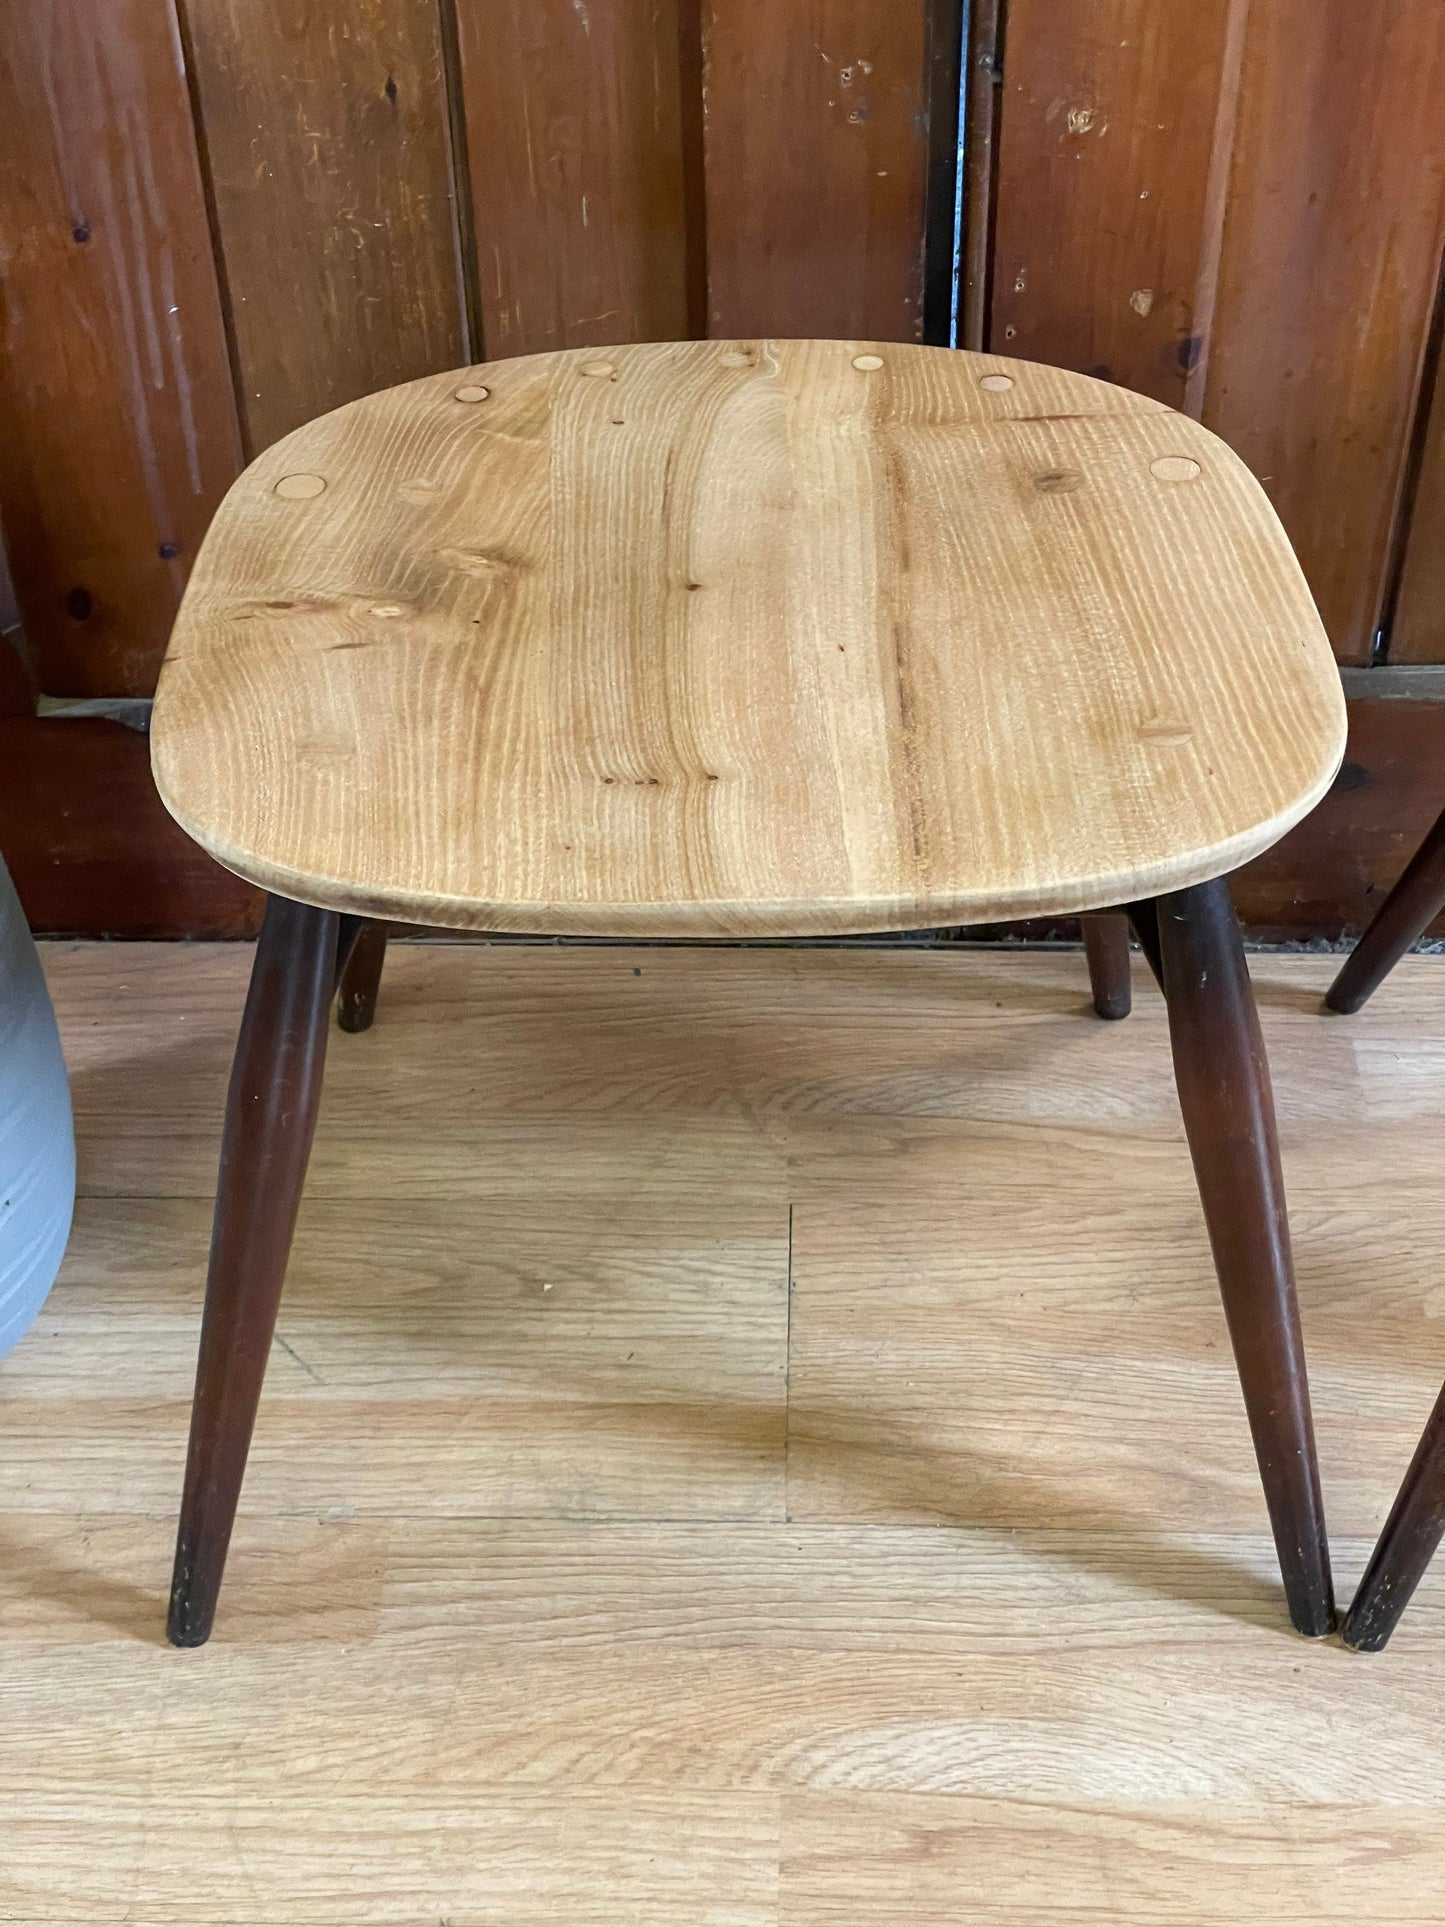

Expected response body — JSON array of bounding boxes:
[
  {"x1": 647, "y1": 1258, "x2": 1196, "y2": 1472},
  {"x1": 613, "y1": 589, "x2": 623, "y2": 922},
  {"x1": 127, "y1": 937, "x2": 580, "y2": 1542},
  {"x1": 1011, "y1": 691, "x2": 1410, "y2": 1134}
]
[{"x1": 2, "y1": 942, "x2": 1443, "y2": 1922}]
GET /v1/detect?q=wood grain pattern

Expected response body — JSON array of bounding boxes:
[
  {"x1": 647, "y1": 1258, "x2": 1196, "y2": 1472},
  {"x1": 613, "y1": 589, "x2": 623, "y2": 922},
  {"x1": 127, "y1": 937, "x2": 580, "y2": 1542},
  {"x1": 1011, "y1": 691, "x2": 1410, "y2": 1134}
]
[
  {"x1": 990, "y1": 0, "x2": 1445, "y2": 665},
  {"x1": 151, "y1": 340, "x2": 1344, "y2": 935},
  {"x1": 702, "y1": 1, "x2": 932, "y2": 341},
  {"x1": 454, "y1": 0, "x2": 692, "y2": 357},
  {"x1": 0, "y1": 0, "x2": 242, "y2": 696},
  {"x1": 1391, "y1": 352, "x2": 1445, "y2": 664},
  {"x1": 1202, "y1": 0, "x2": 1445, "y2": 663},
  {"x1": 5, "y1": 940, "x2": 1445, "y2": 1917},
  {"x1": 178, "y1": 0, "x2": 469, "y2": 456},
  {"x1": 782, "y1": 1795, "x2": 1445, "y2": 1922},
  {"x1": 990, "y1": 0, "x2": 1245, "y2": 409}
]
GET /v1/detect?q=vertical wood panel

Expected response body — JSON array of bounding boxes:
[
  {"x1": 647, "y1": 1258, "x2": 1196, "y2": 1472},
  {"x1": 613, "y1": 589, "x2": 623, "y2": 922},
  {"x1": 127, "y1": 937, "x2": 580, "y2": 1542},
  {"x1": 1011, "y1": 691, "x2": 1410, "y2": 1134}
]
[
  {"x1": 1203, "y1": 0, "x2": 1445, "y2": 663},
  {"x1": 958, "y1": 0, "x2": 1003, "y2": 352},
  {"x1": 0, "y1": 535, "x2": 19, "y2": 639},
  {"x1": 1233, "y1": 691, "x2": 1445, "y2": 941},
  {"x1": 990, "y1": 0, "x2": 1445, "y2": 665},
  {"x1": 454, "y1": 1, "x2": 692, "y2": 358},
  {"x1": 1366, "y1": 302, "x2": 1445, "y2": 664},
  {"x1": 920, "y1": 0, "x2": 965, "y2": 345},
  {"x1": 179, "y1": 0, "x2": 468, "y2": 455},
  {"x1": 989, "y1": 0, "x2": 1243, "y2": 408},
  {"x1": 0, "y1": 0, "x2": 241, "y2": 697},
  {"x1": 0, "y1": 717, "x2": 262, "y2": 937},
  {"x1": 702, "y1": 0, "x2": 932, "y2": 342}
]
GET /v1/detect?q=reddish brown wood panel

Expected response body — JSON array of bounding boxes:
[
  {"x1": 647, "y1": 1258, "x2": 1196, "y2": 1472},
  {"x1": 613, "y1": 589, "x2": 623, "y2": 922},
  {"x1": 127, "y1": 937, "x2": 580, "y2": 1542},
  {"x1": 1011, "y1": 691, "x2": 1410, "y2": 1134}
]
[
  {"x1": 0, "y1": 536, "x2": 18, "y2": 639},
  {"x1": 0, "y1": 717, "x2": 261, "y2": 938},
  {"x1": 0, "y1": 0, "x2": 241, "y2": 698},
  {"x1": 1234, "y1": 695, "x2": 1445, "y2": 942},
  {"x1": 957, "y1": 0, "x2": 1002, "y2": 351},
  {"x1": 453, "y1": 0, "x2": 692, "y2": 357},
  {"x1": 991, "y1": 1, "x2": 1445, "y2": 665},
  {"x1": 0, "y1": 634, "x2": 30, "y2": 719},
  {"x1": 990, "y1": 0, "x2": 1244, "y2": 409},
  {"x1": 1391, "y1": 353, "x2": 1445, "y2": 664},
  {"x1": 1204, "y1": 0, "x2": 1445, "y2": 665},
  {"x1": 702, "y1": 0, "x2": 933, "y2": 341},
  {"x1": 179, "y1": 0, "x2": 468, "y2": 455}
]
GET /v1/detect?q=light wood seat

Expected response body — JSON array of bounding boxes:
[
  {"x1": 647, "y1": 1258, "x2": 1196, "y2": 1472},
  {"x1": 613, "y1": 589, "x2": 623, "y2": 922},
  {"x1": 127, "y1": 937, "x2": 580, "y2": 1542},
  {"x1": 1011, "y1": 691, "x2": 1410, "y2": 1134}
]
[{"x1": 152, "y1": 340, "x2": 1344, "y2": 938}]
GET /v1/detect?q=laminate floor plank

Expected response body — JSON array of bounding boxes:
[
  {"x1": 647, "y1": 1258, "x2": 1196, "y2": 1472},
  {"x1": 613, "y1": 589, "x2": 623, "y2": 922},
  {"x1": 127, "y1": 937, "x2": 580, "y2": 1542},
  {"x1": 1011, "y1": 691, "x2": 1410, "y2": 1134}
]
[{"x1": 2, "y1": 943, "x2": 1442, "y2": 1922}]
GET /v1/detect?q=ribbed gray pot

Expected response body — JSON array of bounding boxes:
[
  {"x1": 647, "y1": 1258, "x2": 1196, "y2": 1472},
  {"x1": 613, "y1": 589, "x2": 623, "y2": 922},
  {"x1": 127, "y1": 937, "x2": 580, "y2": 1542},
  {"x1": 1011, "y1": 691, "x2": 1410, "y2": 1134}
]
[{"x1": 0, "y1": 857, "x2": 74, "y2": 1356}]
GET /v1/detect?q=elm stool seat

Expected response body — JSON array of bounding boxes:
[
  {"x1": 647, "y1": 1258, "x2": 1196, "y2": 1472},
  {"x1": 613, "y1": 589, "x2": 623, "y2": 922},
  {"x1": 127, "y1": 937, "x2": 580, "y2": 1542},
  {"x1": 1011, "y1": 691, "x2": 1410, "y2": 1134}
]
[{"x1": 150, "y1": 339, "x2": 1347, "y2": 1645}]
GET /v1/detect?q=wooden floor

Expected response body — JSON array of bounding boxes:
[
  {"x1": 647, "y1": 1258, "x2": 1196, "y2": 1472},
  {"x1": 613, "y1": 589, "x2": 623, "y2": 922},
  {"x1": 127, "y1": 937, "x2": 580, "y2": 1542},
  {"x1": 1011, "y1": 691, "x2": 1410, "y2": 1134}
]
[{"x1": 3, "y1": 941, "x2": 1445, "y2": 1923}]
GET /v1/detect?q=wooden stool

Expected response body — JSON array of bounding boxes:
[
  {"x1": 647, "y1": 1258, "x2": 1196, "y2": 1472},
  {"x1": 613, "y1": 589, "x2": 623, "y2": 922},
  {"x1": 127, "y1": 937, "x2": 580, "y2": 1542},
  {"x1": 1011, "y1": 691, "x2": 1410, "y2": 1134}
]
[{"x1": 151, "y1": 341, "x2": 1346, "y2": 1645}]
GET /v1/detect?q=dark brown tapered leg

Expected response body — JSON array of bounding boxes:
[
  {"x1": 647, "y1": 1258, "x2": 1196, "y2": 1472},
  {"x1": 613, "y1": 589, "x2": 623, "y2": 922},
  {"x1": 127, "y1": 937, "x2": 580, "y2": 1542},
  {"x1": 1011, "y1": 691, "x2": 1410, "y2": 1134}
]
[
  {"x1": 1342, "y1": 1381, "x2": 1445, "y2": 1652},
  {"x1": 335, "y1": 919, "x2": 388, "y2": 1032},
  {"x1": 1081, "y1": 913, "x2": 1132, "y2": 1019},
  {"x1": 1326, "y1": 808, "x2": 1445, "y2": 1013},
  {"x1": 335, "y1": 914, "x2": 363, "y2": 985},
  {"x1": 167, "y1": 895, "x2": 339, "y2": 1647},
  {"x1": 1125, "y1": 898, "x2": 1164, "y2": 992},
  {"x1": 1157, "y1": 877, "x2": 1335, "y2": 1637}
]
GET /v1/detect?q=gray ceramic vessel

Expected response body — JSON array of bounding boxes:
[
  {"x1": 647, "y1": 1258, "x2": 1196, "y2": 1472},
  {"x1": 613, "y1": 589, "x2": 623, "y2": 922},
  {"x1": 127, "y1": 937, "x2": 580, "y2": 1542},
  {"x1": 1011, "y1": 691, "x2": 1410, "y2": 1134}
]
[{"x1": 0, "y1": 857, "x2": 74, "y2": 1356}]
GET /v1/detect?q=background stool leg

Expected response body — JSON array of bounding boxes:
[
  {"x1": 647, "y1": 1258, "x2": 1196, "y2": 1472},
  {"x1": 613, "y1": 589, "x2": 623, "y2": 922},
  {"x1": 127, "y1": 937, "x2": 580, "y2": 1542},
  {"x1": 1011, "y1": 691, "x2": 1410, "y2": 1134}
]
[
  {"x1": 167, "y1": 894, "x2": 338, "y2": 1647},
  {"x1": 336, "y1": 919, "x2": 389, "y2": 1033},
  {"x1": 1125, "y1": 898, "x2": 1164, "y2": 992},
  {"x1": 1082, "y1": 912, "x2": 1132, "y2": 1019},
  {"x1": 1326, "y1": 808, "x2": 1445, "y2": 1014},
  {"x1": 1157, "y1": 876, "x2": 1336, "y2": 1638},
  {"x1": 1342, "y1": 1382, "x2": 1445, "y2": 1652}
]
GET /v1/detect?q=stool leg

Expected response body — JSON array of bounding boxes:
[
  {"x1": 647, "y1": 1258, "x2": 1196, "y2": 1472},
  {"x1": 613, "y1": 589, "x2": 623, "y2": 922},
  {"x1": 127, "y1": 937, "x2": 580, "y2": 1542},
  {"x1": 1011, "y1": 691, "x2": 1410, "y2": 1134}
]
[
  {"x1": 167, "y1": 894, "x2": 338, "y2": 1647},
  {"x1": 1156, "y1": 876, "x2": 1336, "y2": 1637},
  {"x1": 1326, "y1": 808, "x2": 1445, "y2": 1014},
  {"x1": 1342, "y1": 1382, "x2": 1445, "y2": 1652},
  {"x1": 1082, "y1": 913, "x2": 1132, "y2": 1019},
  {"x1": 336, "y1": 920, "x2": 389, "y2": 1032},
  {"x1": 1125, "y1": 898, "x2": 1164, "y2": 992}
]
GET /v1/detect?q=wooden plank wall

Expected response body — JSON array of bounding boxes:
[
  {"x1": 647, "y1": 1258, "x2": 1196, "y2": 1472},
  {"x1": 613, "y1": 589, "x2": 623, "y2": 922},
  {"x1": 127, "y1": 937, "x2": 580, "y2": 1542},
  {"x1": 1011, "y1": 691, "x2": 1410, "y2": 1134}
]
[
  {"x1": 1391, "y1": 333, "x2": 1445, "y2": 664},
  {"x1": 989, "y1": 0, "x2": 1445, "y2": 667},
  {"x1": 982, "y1": 0, "x2": 1445, "y2": 941},
  {"x1": 2, "y1": 0, "x2": 1444, "y2": 937},
  {"x1": 179, "y1": 0, "x2": 469, "y2": 456},
  {"x1": 702, "y1": 1, "x2": 934, "y2": 341},
  {"x1": 454, "y1": 0, "x2": 694, "y2": 355},
  {"x1": 0, "y1": 0, "x2": 242, "y2": 700}
]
